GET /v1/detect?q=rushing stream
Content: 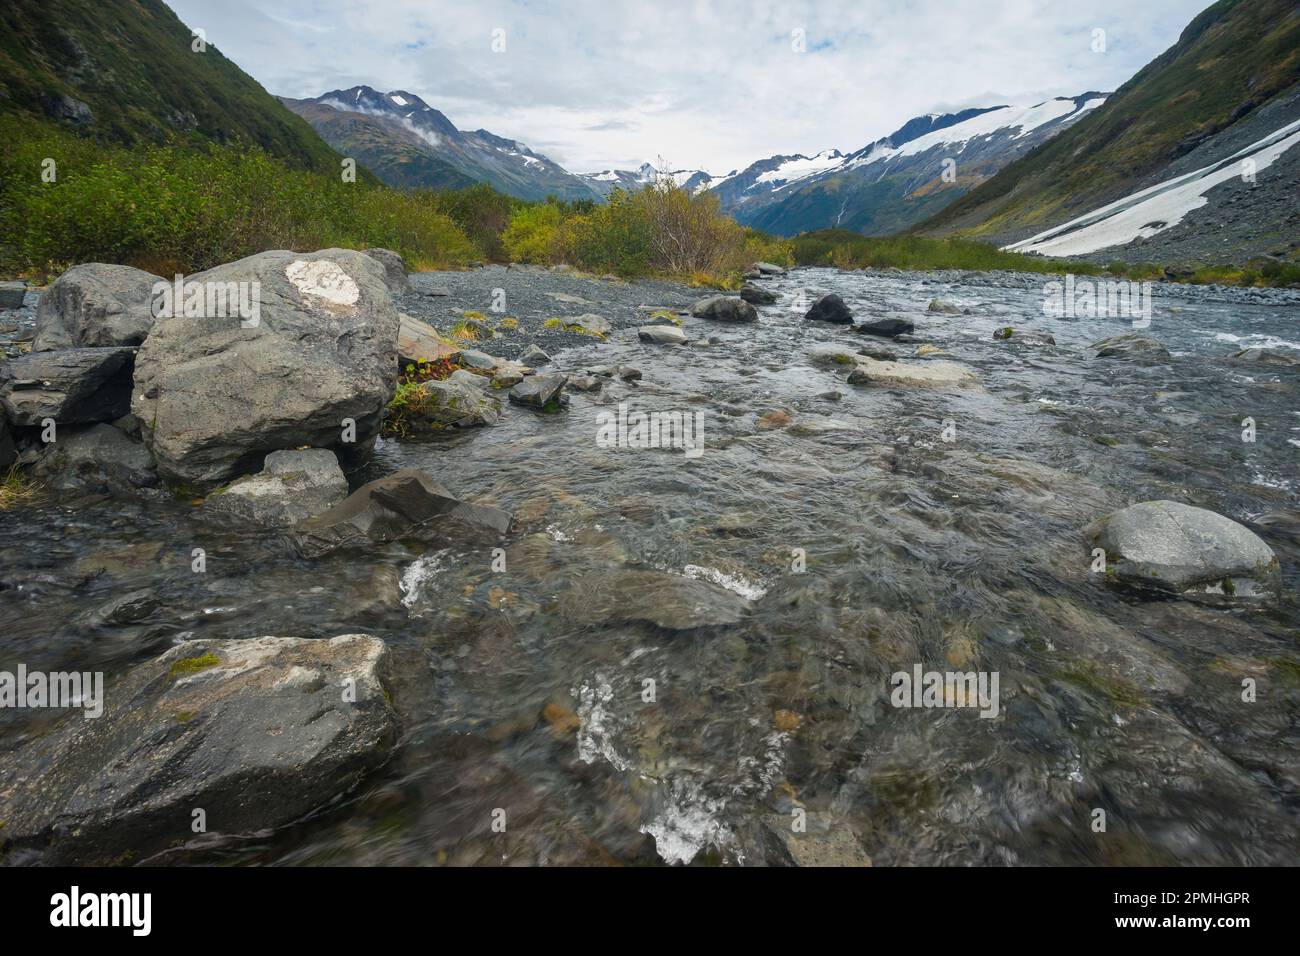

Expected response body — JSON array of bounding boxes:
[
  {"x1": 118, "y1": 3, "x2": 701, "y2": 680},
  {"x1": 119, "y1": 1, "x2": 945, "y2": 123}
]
[{"x1": 2, "y1": 266, "x2": 1298, "y2": 865}]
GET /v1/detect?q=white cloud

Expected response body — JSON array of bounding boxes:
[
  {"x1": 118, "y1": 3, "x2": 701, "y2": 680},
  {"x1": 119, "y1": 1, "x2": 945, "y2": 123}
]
[{"x1": 166, "y1": 0, "x2": 1209, "y2": 174}]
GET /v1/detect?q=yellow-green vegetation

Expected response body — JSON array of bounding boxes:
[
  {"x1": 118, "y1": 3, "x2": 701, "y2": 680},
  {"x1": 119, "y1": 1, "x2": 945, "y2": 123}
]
[
  {"x1": 502, "y1": 202, "x2": 566, "y2": 263},
  {"x1": 501, "y1": 182, "x2": 792, "y2": 285},
  {"x1": 0, "y1": 466, "x2": 38, "y2": 510},
  {"x1": 384, "y1": 355, "x2": 460, "y2": 436},
  {"x1": 650, "y1": 310, "x2": 682, "y2": 326},
  {"x1": 791, "y1": 229, "x2": 1300, "y2": 288},
  {"x1": 0, "y1": 115, "x2": 480, "y2": 279},
  {"x1": 542, "y1": 317, "x2": 605, "y2": 338},
  {"x1": 384, "y1": 378, "x2": 435, "y2": 438},
  {"x1": 497, "y1": 317, "x2": 519, "y2": 331},
  {"x1": 168, "y1": 652, "x2": 221, "y2": 679},
  {"x1": 450, "y1": 319, "x2": 485, "y2": 341}
]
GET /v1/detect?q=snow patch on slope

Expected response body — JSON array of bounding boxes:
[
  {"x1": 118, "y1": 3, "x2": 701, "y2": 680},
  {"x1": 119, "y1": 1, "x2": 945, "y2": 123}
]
[{"x1": 1006, "y1": 117, "x2": 1300, "y2": 256}]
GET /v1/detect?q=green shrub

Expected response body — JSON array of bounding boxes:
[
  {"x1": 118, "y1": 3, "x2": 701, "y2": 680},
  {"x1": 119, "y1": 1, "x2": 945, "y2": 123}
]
[
  {"x1": 0, "y1": 115, "x2": 478, "y2": 278},
  {"x1": 502, "y1": 203, "x2": 564, "y2": 263}
]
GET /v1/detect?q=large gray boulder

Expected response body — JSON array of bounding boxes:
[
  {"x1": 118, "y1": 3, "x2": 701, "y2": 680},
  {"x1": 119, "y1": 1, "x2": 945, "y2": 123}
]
[
  {"x1": 32, "y1": 263, "x2": 163, "y2": 351},
  {"x1": 30, "y1": 423, "x2": 157, "y2": 492},
  {"x1": 1085, "y1": 500, "x2": 1279, "y2": 597},
  {"x1": 0, "y1": 634, "x2": 398, "y2": 865},
  {"x1": 362, "y1": 248, "x2": 411, "y2": 296},
  {"x1": 0, "y1": 347, "x2": 136, "y2": 425},
  {"x1": 691, "y1": 296, "x2": 758, "y2": 323},
  {"x1": 131, "y1": 249, "x2": 401, "y2": 489},
  {"x1": 202, "y1": 448, "x2": 348, "y2": 527},
  {"x1": 292, "y1": 468, "x2": 512, "y2": 558}
]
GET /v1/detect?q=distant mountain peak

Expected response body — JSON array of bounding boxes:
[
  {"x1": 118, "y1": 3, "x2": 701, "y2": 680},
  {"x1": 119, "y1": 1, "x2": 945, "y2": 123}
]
[{"x1": 283, "y1": 86, "x2": 602, "y2": 201}]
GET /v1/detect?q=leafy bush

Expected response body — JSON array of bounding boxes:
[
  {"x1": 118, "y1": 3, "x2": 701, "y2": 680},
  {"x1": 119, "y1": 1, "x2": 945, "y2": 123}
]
[
  {"x1": 502, "y1": 203, "x2": 565, "y2": 263},
  {"x1": 0, "y1": 115, "x2": 478, "y2": 278}
]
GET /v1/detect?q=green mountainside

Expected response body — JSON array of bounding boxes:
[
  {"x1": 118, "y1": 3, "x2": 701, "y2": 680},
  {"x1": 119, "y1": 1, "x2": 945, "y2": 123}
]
[{"x1": 916, "y1": 0, "x2": 1300, "y2": 242}]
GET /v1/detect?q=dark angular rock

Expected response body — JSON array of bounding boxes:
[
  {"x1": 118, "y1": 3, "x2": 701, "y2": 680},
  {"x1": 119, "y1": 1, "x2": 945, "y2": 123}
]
[
  {"x1": 804, "y1": 294, "x2": 853, "y2": 324},
  {"x1": 509, "y1": 373, "x2": 568, "y2": 409},
  {"x1": 855, "y1": 317, "x2": 913, "y2": 338},
  {"x1": 0, "y1": 347, "x2": 136, "y2": 426}
]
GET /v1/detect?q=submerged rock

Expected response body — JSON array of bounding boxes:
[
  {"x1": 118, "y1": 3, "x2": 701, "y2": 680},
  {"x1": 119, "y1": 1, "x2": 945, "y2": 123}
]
[
  {"x1": 1229, "y1": 347, "x2": 1299, "y2": 366},
  {"x1": 131, "y1": 248, "x2": 400, "y2": 489},
  {"x1": 856, "y1": 317, "x2": 913, "y2": 338},
  {"x1": 927, "y1": 298, "x2": 962, "y2": 314},
  {"x1": 1092, "y1": 332, "x2": 1170, "y2": 361},
  {"x1": 739, "y1": 284, "x2": 778, "y2": 305},
  {"x1": 846, "y1": 357, "x2": 979, "y2": 389},
  {"x1": 691, "y1": 296, "x2": 758, "y2": 323},
  {"x1": 804, "y1": 293, "x2": 853, "y2": 324},
  {"x1": 0, "y1": 634, "x2": 398, "y2": 865},
  {"x1": 0, "y1": 346, "x2": 136, "y2": 425},
  {"x1": 993, "y1": 327, "x2": 1055, "y2": 345},
  {"x1": 32, "y1": 263, "x2": 162, "y2": 351},
  {"x1": 562, "y1": 568, "x2": 750, "y2": 631},
  {"x1": 292, "y1": 468, "x2": 512, "y2": 558},
  {"x1": 1084, "y1": 500, "x2": 1279, "y2": 597},
  {"x1": 203, "y1": 448, "x2": 348, "y2": 527}
]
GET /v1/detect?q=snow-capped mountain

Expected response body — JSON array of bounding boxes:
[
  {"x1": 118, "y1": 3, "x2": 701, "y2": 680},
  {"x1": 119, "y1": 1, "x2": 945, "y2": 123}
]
[
  {"x1": 710, "y1": 95, "x2": 1108, "y2": 236},
  {"x1": 579, "y1": 162, "x2": 721, "y2": 197},
  {"x1": 281, "y1": 86, "x2": 603, "y2": 201}
]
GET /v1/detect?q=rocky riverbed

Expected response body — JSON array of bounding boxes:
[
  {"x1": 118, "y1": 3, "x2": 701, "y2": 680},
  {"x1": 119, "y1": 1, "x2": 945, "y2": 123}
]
[{"x1": 1, "y1": 256, "x2": 1297, "y2": 866}]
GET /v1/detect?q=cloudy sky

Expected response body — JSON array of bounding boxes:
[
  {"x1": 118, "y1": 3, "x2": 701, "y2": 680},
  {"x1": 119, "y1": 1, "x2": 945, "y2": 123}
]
[{"x1": 166, "y1": 0, "x2": 1209, "y2": 174}]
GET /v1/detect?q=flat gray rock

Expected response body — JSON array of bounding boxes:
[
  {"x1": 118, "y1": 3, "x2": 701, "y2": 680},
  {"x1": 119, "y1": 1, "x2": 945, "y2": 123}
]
[
  {"x1": 0, "y1": 634, "x2": 398, "y2": 864},
  {"x1": 509, "y1": 372, "x2": 568, "y2": 409},
  {"x1": 638, "y1": 324, "x2": 688, "y2": 345},
  {"x1": 1085, "y1": 500, "x2": 1279, "y2": 596},
  {"x1": 203, "y1": 448, "x2": 348, "y2": 527}
]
